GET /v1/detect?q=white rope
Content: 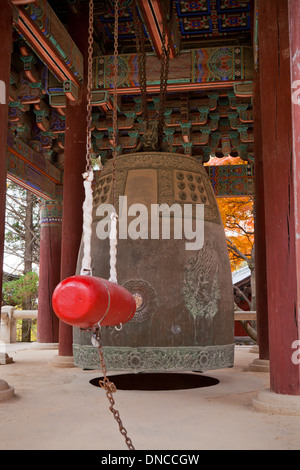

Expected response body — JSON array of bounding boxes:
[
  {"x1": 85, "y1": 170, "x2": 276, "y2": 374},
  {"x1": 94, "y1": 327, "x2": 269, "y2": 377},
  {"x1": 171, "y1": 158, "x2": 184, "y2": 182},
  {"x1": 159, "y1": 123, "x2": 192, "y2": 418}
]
[
  {"x1": 109, "y1": 211, "x2": 118, "y2": 284},
  {"x1": 80, "y1": 170, "x2": 94, "y2": 275},
  {"x1": 80, "y1": 170, "x2": 118, "y2": 283}
]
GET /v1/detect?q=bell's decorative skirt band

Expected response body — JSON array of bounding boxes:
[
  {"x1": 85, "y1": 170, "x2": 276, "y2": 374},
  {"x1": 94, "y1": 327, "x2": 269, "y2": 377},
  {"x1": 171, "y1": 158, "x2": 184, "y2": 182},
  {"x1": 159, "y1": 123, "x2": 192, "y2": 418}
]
[{"x1": 73, "y1": 343, "x2": 235, "y2": 373}]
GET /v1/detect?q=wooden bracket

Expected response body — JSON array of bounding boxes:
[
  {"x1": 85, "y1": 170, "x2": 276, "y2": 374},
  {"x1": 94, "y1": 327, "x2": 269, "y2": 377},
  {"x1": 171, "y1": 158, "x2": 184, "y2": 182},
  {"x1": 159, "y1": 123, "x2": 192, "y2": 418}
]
[{"x1": 63, "y1": 80, "x2": 79, "y2": 102}]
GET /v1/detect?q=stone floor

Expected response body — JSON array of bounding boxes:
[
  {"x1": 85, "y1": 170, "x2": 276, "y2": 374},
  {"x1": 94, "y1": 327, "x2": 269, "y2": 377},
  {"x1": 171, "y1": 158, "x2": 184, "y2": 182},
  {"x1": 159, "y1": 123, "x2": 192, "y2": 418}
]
[{"x1": 0, "y1": 344, "x2": 299, "y2": 450}]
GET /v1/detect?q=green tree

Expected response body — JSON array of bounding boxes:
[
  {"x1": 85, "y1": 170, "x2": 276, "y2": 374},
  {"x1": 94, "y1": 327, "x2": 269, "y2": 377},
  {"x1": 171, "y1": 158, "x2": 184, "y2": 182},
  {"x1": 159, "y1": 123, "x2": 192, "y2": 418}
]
[
  {"x1": 2, "y1": 271, "x2": 39, "y2": 309},
  {"x1": 4, "y1": 181, "x2": 40, "y2": 274},
  {"x1": 4, "y1": 181, "x2": 41, "y2": 341}
]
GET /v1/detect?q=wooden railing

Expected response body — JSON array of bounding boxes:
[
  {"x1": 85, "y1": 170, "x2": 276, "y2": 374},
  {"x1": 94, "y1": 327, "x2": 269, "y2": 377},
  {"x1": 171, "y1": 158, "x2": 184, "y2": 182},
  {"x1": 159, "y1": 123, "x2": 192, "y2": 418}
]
[
  {"x1": 0, "y1": 306, "x2": 38, "y2": 343},
  {"x1": 234, "y1": 311, "x2": 256, "y2": 321}
]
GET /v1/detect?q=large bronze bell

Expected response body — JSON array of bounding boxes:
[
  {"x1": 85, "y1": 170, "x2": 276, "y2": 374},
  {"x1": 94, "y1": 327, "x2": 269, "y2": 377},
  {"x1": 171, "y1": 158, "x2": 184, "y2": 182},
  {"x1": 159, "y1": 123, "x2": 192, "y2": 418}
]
[{"x1": 73, "y1": 152, "x2": 234, "y2": 372}]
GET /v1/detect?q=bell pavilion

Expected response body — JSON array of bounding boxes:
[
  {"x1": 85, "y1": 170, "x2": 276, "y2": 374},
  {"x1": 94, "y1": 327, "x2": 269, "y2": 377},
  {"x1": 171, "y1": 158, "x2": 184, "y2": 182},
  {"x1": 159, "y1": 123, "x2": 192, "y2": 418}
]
[{"x1": 0, "y1": 0, "x2": 300, "y2": 425}]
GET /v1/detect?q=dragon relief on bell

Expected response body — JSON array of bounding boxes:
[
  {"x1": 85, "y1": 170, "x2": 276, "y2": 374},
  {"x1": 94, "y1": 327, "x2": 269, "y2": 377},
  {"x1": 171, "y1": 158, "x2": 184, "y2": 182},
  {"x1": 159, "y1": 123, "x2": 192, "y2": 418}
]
[{"x1": 183, "y1": 241, "x2": 221, "y2": 320}]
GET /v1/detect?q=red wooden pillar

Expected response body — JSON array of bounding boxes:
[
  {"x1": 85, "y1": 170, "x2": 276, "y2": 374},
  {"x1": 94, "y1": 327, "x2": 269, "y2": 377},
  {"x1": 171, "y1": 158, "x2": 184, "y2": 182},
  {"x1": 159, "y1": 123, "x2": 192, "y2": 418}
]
[
  {"x1": 0, "y1": 1, "x2": 13, "y2": 302},
  {"x1": 289, "y1": 1, "x2": 300, "y2": 359},
  {"x1": 58, "y1": 7, "x2": 89, "y2": 357},
  {"x1": 37, "y1": 201, "x2": 62, "y2": 344},
  {"x1": 0, "y1": 2, "x2": 14, "y2": 396},
  {"x1": 258, "y1": 0, "x2": 300, "y2": 395},
  {"x1": 253, "y1": 67, "x2": 269, "y2": 362}
]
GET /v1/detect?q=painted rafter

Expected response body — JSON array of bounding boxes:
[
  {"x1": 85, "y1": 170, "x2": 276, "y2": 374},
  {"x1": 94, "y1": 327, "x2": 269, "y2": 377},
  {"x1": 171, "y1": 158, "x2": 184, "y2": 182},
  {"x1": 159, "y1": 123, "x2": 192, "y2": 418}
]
[
  {"x1": 12, "y1": 2, "x2": 83, "y2": 91},
  {"x1": 7, "y1": 129, "x2": 62, "y2": 200},
  {"x1": 10, "y1": 1, "x2": 36, "y2": 4},
  {"x1": 136, "y1": 0, "x2": 178, "y2": 59}
]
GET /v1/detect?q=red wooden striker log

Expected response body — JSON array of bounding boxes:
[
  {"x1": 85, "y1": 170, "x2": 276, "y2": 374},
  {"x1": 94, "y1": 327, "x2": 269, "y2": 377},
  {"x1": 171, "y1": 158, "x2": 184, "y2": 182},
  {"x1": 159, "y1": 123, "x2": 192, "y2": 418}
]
[{"x1": 52, "y1": 275, "x2": 136, "y2": 328}]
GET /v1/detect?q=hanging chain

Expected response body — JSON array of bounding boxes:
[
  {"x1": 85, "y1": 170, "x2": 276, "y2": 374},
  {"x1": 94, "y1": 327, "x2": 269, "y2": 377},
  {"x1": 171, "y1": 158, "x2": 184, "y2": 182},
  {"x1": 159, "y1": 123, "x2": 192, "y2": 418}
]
[
  {"x1": 80, "y1": 0, "x2": 95, "y2": 277},
  {"x1": 157, "y1": 3, "x2": 171, "y2": 149},
  {"x1": 132, "y1": 1, "x2": 171, "y2": 149},
  {"x1": 132, "y1": 1, "x2": 148, "y2": 125},
  {"x1": 87, "y1": 2, "x2": 134, "y2": 449},
  {"x1": 85, "y1": 0, "x2": 94, "y2": 174},
  {"x1": 112, "y1": 0, "x2": 119, "y2": 209},
  {"x1": 92, "y1": 327, "x2": 135, "y2": 450}
]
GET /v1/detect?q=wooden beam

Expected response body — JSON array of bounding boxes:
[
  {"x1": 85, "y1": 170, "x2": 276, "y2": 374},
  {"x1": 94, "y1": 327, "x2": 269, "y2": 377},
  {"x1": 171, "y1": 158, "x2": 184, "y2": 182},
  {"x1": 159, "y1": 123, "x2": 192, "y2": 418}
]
[
  {"x1": 93, "y1": 47, "x2": 253, "y2": 92},
  {"x1": 11, "y1": 1, "x2": 36, "y2": 4},
  {"x1": 6, "y1": 130, "x2": 62, "y2": 200},
  {"x1": 13, "y1": 3, "x2": 83, "y2": 89},
  {"x1": 137, "y1": 0, "x2": 177, "y2": 59},
  {"x1": 103, "y1": 80, "x2": 236, "y2": 96}
]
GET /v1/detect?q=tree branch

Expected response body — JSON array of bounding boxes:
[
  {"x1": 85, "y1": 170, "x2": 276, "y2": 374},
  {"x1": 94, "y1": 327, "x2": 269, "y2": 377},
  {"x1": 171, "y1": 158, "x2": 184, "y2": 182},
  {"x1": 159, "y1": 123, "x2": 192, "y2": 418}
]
[
  {"x1": 226, "y1": 237, "x2": 251, "y2": 264},
  {"x1": 239, "y1": 320, "x2": 257, "y2": 342},
  {"x1": 233, "y1": 284, "x2": 251, "y2": 308}
]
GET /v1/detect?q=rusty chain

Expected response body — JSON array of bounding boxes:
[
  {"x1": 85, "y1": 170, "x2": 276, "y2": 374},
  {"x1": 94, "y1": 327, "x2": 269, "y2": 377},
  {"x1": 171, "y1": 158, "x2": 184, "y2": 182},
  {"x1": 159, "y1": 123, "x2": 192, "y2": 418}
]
[
  {"x1": 111, "y1": 0, "x2": 119, "y2": 208},
  {"x1": 132, "y1": 1, "x2": 148, "y2": 125},
  {"x1": 85, "y1": 0, "x2": 94, "y2": 174},
  {"x1": 85, "y1": 0, "x2": 134, "y2": 450},
  {"x1": 132, "y1": 0, "x2": 171, "y2": 148},
  {"x1": 157, "y1": 3, "x2": 171, "y2": 148},
  {"x1": 92, "y1": 327, "x2": 135, "y2": 450}
]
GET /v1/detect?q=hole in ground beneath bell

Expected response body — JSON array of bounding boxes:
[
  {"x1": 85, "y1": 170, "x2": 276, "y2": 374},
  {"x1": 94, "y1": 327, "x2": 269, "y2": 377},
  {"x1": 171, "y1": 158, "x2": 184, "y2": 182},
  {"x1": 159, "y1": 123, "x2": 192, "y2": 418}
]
[{"x1": 89, "y1": 373, "x2": 219, "y2": 391}]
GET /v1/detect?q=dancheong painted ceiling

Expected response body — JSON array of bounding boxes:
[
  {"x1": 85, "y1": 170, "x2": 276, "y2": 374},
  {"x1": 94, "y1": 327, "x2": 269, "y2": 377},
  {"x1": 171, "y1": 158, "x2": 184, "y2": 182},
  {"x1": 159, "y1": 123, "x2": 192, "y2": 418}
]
[
  {"x1": 7, "y1": 0, "x2": 254, "y2": 200},
  {"x1": 48, "y1": 0, "x2": 253, "y2": 55}
]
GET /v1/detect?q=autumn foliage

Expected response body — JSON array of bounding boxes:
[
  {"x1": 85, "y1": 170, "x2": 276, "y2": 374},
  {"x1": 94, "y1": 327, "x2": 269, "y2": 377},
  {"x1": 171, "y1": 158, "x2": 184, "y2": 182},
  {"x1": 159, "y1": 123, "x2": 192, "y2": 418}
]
[{"x1": 217, "y1": 196, "x2": 254, "y2": 272}]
